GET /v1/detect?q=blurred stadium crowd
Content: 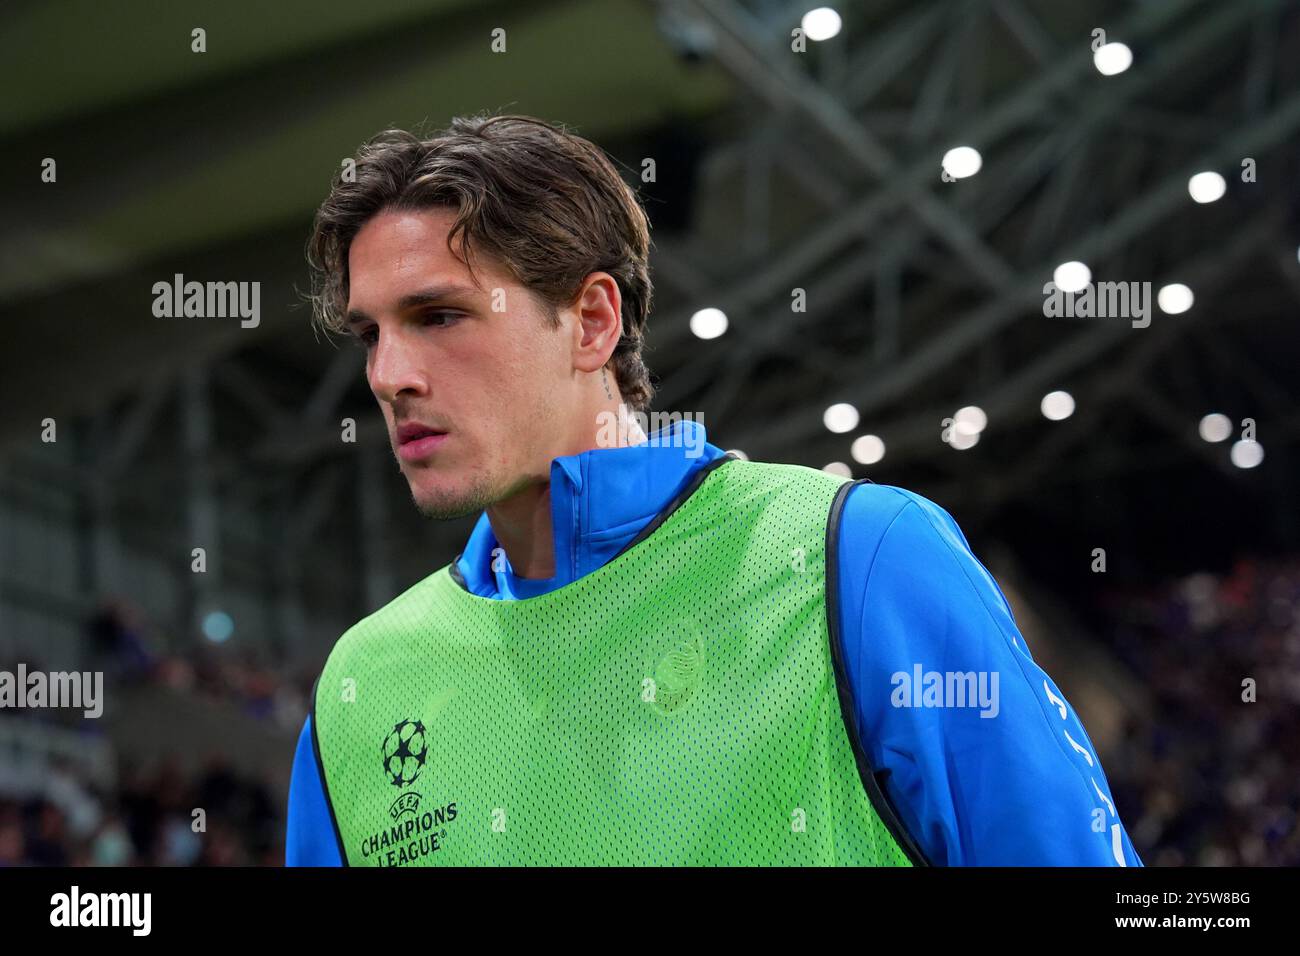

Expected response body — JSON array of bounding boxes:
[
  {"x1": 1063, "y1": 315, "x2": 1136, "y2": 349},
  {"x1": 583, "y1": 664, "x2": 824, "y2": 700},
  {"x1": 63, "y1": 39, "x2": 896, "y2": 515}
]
[
  {"x1": 1103, "y1": 557, "x2": 1300, "y2": 866},
  {"x1": 0, "y1": 603, "x2": 315, "y2": 866},
  {"x1": 2, "y1": 554, "x2": 1298, "y2": 865}
]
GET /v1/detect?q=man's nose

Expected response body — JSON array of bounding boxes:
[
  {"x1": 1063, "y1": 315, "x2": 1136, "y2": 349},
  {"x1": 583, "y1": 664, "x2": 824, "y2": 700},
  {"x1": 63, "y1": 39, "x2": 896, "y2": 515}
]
[{"x1": 368, "y1": 332, "x2": 425, "y2": 403}]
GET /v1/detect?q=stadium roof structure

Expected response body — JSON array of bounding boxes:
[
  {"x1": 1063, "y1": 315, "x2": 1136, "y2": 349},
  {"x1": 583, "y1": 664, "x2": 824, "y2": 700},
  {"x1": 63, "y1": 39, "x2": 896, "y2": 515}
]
[{"x1": 3, "y1": 0, "x2": 1298, "y2": 619}]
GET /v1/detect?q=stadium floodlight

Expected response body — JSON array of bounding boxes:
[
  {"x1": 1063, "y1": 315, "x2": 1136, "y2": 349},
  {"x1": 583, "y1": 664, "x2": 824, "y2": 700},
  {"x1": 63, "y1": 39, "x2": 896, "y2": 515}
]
[
  {"x1": 942, "y1": 146, "x2": 983, "y2": 180},
  {"x1": 953, "y1": 405, "x2": 988, "y2": 436},
  {"x1": 1157, "y1": 283, "x2": 1194, "y2": 314},
  {"x1": 823, "y1": 402, "x2": 860, "y2": 433},
  {"x1": 822, "y1": 461, "x2": 852, "y2": 477},
  {"x1": 1187, "y1": 171, "x2": 1226, "y2": 204},
  {"x1": 689, "y1": 307, "x2": 728, "y2": 339},
  {"x1": 801, "y1": 7, "x2": 842, "y2": 41},
  {"x1": 1198, "y1": 413, "x2": 1232, "y2": 443},
  {"x1": 947, "y1": 429, "x2": 980, "y2": 450},
  {"x1": 1093, "y1": 42, "x2": 1133, "y2": 76},
  {"x1": 1230, "y1": 440, "x2": 1264, "y2": 469},
  {"x1": 1041, "y1": 391, "x2": 1076, "y2": 421},
  {"x1": 851, "y1": 434, "x2": 885, "y2": 465},
  {"x1": 1053, "y1": 261, "x2": 1091, "y2": 294}
]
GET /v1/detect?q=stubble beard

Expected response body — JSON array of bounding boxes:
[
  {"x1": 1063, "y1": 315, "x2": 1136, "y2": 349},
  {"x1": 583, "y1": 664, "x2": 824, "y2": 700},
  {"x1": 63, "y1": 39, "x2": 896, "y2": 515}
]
[{"x1": 410, "y1": 473, "x2": 500, "y2": 521}]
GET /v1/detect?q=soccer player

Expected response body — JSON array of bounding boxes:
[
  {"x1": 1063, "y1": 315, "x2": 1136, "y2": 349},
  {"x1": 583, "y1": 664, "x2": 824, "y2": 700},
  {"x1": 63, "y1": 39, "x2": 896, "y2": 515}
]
[{"x1": 286, "y1": 114, "x2": 1141, "y2": 867}]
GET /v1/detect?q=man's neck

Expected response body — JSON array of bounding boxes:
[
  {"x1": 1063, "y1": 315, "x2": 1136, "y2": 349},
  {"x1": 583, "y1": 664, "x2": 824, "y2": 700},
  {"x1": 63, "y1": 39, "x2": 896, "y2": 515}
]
[
  {"x1": 485, "y1": 400, "x2": 647, "y2": 580},
  {"x1": 485, "y1": 481, "x2": 558, "y2": 579}
]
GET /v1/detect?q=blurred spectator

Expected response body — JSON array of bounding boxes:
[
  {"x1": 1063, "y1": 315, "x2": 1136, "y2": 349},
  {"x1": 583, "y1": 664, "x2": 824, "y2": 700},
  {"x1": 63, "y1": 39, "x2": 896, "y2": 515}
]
[
  {"x1": 0, "y1": 753, "x2": 282, "y2": 866},
  {"x1": 1102, "y1": 557, "x2": 1300, "y2": 865},
  {"x1": 86, "y1": 598, "x2": 156, "y2": 684}
]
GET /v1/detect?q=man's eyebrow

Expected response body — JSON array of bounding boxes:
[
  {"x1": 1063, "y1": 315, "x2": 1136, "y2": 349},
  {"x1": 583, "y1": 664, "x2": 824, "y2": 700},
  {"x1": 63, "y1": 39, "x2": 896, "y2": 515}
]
[{"x1": 344, "y1": 284, "x2": 480, "y2": 328}]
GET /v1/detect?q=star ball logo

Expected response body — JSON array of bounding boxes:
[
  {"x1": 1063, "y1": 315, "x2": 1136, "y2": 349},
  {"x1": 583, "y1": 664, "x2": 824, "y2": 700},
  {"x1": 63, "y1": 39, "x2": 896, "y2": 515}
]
[{"x1": 381, "y1": 718, "x2": 428, "y2": 788}]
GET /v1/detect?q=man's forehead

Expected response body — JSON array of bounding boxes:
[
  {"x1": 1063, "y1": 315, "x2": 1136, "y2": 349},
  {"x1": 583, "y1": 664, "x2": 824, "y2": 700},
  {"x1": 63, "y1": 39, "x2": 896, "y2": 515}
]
[
  {"x1": 350, "y1": 208, "x2": 463, "y2": 268},
  {"x1": 347, "y1": 209, "x2": 489, "y2": 315}
]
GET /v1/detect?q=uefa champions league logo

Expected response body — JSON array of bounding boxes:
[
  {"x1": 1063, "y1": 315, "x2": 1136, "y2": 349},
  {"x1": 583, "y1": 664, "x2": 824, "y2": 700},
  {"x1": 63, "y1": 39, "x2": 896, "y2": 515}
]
[{"x1": 364, "y1": 716, "x2": 459, "y2": 866}]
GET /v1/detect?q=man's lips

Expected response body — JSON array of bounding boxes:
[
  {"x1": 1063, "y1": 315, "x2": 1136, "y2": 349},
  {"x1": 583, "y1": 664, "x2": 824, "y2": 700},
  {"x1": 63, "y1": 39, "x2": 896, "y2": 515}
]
[
  {"x1": 396, "y1": 422, "x2": 446, "y2": 444},
  {"x1": 396, "y1": 422, "x2": 449, "y2": 462}
]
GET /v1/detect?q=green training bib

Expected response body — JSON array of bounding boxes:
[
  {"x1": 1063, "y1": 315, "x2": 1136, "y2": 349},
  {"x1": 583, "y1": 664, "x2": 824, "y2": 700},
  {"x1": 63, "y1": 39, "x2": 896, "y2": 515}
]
[{"x1": 312, "y1": 457, "x2": 916, "y2": 866}]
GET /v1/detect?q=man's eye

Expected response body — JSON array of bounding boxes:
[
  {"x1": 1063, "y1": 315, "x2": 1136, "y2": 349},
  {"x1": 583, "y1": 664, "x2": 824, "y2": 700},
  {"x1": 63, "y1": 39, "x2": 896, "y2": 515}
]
[{"x1": 352, "y1": 312, "x2": 459, "y2": 349}]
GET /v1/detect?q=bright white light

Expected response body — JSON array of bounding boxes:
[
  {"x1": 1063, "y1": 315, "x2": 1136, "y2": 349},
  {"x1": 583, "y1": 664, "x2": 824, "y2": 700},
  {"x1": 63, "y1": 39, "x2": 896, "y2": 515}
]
[
  {"x1": 690, "y1": 307, "x2": 728, "y2": 339},
  {"x1": 1054, "y1": 261, "x2": 1091, "y2": 294},
  {"x1": 726, "y1": 448, "x2": 749, "y2": 461},
  {"x1": 802, "y1": 7, "x2": 842, "y2": 42},
  {"x1": 824, "y1": 402, "x2": 860, "y2": 434},
  {"x1": 942, "y1": 146, "x2": 982, "y2": 180},
  {"x1": 1188, "y1": 171, "x2": 1226, "y2": 204},
  {"x1": 1093, "y1": 41, "x2": 1133, "y2": 76},
  {"x1": 823, "y1": 461, "x2": 852, "y2": 477},
  {"x1": 851, "y1": 434, "x2": 885, "y2": 465},
  {"x1": 947, "y1": 429, "x2": 980, "y2": 451},
  {"x1": 1157, "y1": 283, "x2": 1194, "y2": 314},
  {"x1": 1198, "y1": 413, "x2": 1232, "y2": 443},
  {"x1": 1041, "y1": 390, "x2": 1076, "y2": 421},
  {"x1": 953, "y1": 405, "x2": 987, "y2": 436},
  {"x1": 1230, "y1": 440, "x2": 1264, "y2": 469}
]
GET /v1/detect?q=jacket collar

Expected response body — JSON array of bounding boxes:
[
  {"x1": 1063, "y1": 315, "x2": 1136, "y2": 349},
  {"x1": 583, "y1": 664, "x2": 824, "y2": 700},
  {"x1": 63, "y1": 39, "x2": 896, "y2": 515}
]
[{"x1": 454, "y1": 420, "x2": 725, "y2": 598}]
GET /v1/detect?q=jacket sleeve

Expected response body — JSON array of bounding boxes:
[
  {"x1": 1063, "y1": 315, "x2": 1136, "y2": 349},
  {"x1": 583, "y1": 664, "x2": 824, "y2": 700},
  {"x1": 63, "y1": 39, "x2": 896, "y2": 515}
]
[
  {"x1": 834, "y1": 482, "x2": 1142, "y2": 866},
  {"x1": 285, "y1": 715, "x2": 344, "y2": 866}
]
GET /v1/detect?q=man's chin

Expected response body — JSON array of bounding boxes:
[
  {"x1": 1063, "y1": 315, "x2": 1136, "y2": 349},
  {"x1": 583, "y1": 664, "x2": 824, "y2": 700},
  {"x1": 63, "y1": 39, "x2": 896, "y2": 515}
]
[
  {"x1": 409, "y1": 482, "x2": 495, "y2": 521},
  {"x1": 414, "y1": 501, "x2": 482, "y2": 521}
]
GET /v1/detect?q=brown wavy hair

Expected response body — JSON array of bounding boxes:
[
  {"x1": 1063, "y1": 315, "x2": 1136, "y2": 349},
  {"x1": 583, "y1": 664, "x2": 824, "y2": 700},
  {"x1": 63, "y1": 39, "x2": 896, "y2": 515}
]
[{"x1": 306, "y1": 113, "x2": 655, "y2": 411}]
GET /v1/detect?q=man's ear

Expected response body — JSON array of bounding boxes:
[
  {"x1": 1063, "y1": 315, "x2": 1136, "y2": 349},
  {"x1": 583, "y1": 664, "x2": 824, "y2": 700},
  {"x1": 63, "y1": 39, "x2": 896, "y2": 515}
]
[{"x1": 570, "y1": 272, "x2": 623, "y2": 374}]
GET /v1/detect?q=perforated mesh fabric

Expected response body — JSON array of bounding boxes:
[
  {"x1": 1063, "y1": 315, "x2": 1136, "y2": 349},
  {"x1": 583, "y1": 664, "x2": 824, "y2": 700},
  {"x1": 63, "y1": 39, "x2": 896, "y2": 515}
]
[{"x1": 313, "y1": 458, "x2": 912, "y2": 866}]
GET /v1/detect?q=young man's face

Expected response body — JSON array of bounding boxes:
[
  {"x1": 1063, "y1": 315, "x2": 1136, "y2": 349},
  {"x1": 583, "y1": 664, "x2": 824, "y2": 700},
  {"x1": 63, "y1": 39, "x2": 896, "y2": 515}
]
[{"x1": 345, "y1": 206, "x2": 575, "y2": 519}]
